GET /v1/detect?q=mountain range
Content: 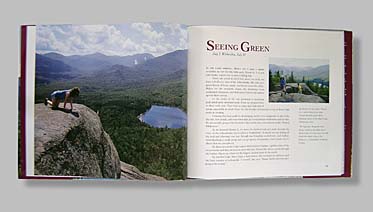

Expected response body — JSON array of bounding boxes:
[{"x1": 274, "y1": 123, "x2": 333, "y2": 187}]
[
  {"x1": 269, "y1": 64, "x2": 329, "y2": 82},
  {"x1": 35, "y1": 50, "x2": 187, "y2": 87},
  {"x1": 35, "y1": 54, "x2": 73, "y2": 84},
  {"x1": 42, "y1": 52, "x2": 154, "y2": 72}
]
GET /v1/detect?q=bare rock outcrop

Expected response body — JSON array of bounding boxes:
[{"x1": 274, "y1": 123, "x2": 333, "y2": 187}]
[
  {"x1": 269, "y1": 93, "x2": 326, "y2": 103},
  {"x1": 34, "y1": 103, "x2": 121, "y2": 178},
  {"x1": 120, "y1": 161, "x2": 165, "y2": 181},
  {"x1": 34, "y1": 103, "x2": 166, "y2": 180}
]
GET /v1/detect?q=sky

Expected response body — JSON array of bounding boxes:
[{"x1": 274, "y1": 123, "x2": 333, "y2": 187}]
[
  {"x1": 269, "y1": 57, "x2": 329, "y2": 68},
  {"x1": 36, "y1": 23, "x2": 187, "y2": 57}
]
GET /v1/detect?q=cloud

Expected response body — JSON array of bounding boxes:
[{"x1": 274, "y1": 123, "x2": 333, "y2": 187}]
[
  {"x1": 37, "y1": 25, "x2": 140, "y2": 56},
  {"x1": 162, "y1": 23, "x2": 188, "y2": 49},
  {"x1": 36, "y1": 23, "x2": 187, "y2": 56},
  {"x1": 131, "y1": 23, "x2": 165, "y2": 41}
]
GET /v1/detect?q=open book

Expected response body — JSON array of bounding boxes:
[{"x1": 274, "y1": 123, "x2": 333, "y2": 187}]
[{"x1": 19, "y1": 23, "x2": 352, "y2": 180}]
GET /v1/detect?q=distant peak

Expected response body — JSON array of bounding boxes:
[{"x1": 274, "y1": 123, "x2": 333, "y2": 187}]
[
  {"x1": 159, "y1": 49, "x2": 187, "y2": 57},
  {"x1": 88, "y1": 52, "x2": 107, "y2": 57},
  {"x1": 43, "y1": 52, "x2": 65, "y2": 57},
  {"x1": 130, "y1": 53, "x2": 154, "y2": 58}
]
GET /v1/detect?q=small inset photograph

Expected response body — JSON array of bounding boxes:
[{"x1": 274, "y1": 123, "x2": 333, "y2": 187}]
[{"x1": 269, "y1": 57, "x2": 329, "y2": 103}]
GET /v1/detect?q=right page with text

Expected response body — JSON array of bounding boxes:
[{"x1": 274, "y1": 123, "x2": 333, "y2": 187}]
[{"x1": 187, "y1": 26, "x2": 345, "y2": 179}]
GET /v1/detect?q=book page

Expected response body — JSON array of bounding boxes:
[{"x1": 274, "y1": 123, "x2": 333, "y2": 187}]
[
  {"x1": 20, "y1": 23, "x2": 188, "y2": 180},
  {"x1": 187, "y1": 26, "x2": 345, "y2": 179}
]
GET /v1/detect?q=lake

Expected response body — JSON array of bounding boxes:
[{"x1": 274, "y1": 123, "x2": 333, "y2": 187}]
[{"x1": 138, "y1": 105, "x2": 187, "y2": 128}]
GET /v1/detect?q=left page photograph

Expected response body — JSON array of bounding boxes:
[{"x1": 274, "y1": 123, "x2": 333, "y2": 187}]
[{"x1": 19, "y1": 23, "x2": 188, "y2": 180}]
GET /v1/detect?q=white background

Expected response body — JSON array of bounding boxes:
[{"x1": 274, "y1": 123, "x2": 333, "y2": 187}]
[{"x1": 0, "y1": 0, "x2": 371, "y2": 211}]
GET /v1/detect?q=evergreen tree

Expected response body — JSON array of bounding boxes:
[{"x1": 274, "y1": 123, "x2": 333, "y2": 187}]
[
  {"x1": 276, "y1": 71, "x2": 280, "y2": 78},
  {"x1": 289, "y1": 71, "x2": 295, "y2": 83},
  {"x1": 269, "y1": 70, "x2": 275, "y2": 91}
]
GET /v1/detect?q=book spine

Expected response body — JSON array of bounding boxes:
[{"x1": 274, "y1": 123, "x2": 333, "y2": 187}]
[
  {"x1": 19, "y1": 25, "x2": 27, "y2": 179},
  {"x1": 343, "y1": 31, "x2": 353, "y2": 177}
]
